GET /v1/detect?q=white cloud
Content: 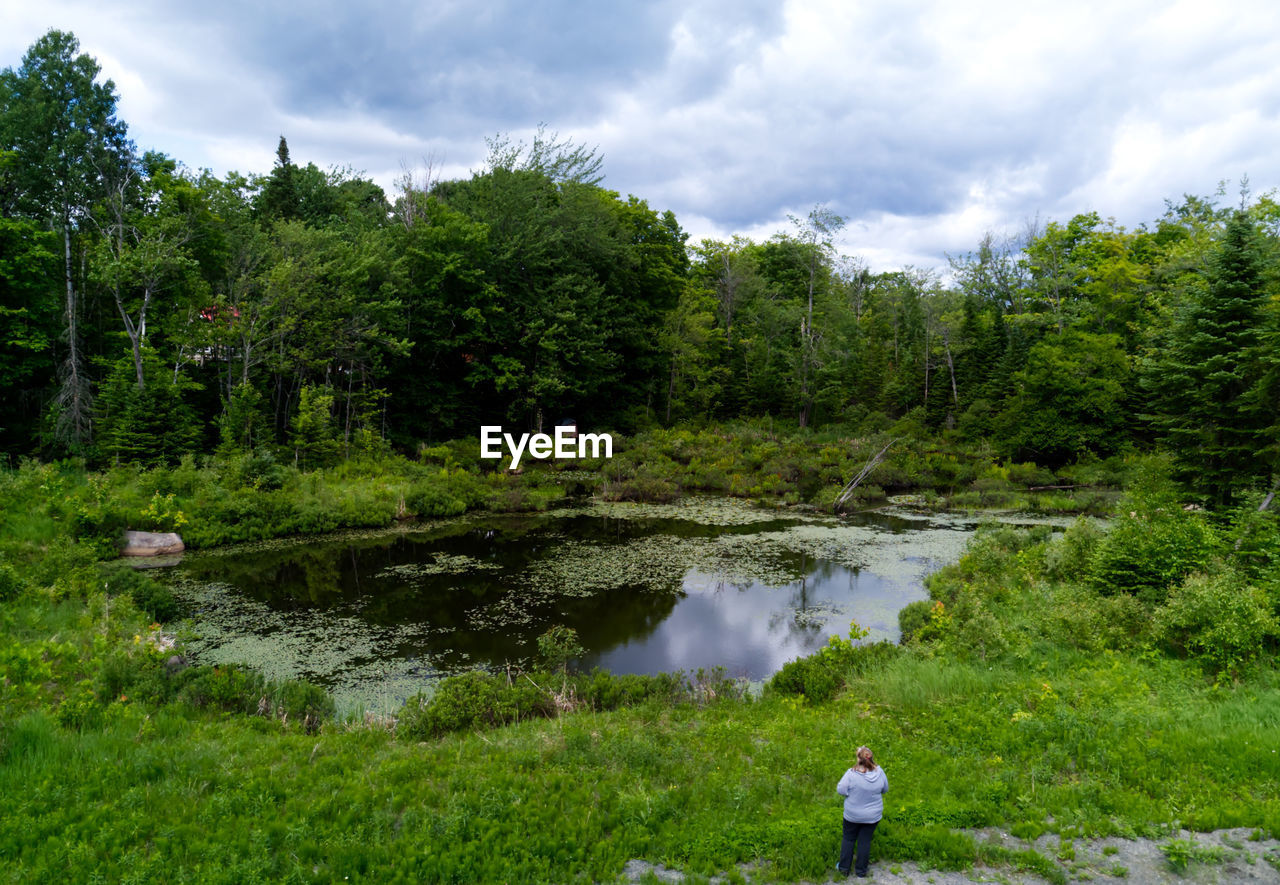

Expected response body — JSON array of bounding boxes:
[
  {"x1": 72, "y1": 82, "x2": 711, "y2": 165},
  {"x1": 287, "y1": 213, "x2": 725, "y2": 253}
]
[{"x1": 6, "y1": 0, "x2": 1280, "y2": 271}]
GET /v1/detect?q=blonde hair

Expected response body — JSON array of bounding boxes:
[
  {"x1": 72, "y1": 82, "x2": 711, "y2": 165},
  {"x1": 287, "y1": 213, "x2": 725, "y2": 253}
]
[{"x1": 856, "y1": 746, "x2": 877, "y2": 771}]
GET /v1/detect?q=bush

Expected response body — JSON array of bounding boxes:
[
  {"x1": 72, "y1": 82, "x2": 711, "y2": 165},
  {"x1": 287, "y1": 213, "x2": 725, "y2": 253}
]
[
  {"x1": 174, "y1": 664, "x2": 267, "y2": 714},
  {"x1": 404, "y1": 479, "x2": 471, "y2": 519},
  {"x1": 93, "y1": 648, "x2": 165, "y2": 704},
  {"x1": 767, "y1": 654, "x2": 843, "y2": 702},
  {"x1": 1089, "y1": 507, "x2": 1218, "y2": 604},
  {"x1": 536, "y1": 625, "x2": 583, "y2": 674},
  {"x1": 577, "y1": 669, "x2": 681, "y2": 711},
  {"x1": 98, "y1": 562, "x2": 182, "y2": 622},
  {"x1": 1006, "y1": 461, "x2": 1057, "y2": 488},
  {"x1": 274, "y1": 679, "x2": 336, "y2": 724},
  {"x1": 1153, "y1": 572, "x2": 1279, "y2": 675},
  {"x1": 398, "y1": 671, "x2": 551, "y2": 739},
  {"x1": 1043, "y1": 518, "x2": 1103, "y2": 581},
  {"x1": 766, "y1": 633, "x2": 898, "y2": 702},
  {"x1": 0, "y1": 560, "x2": 26, "y2": 601},
  {"x1": 601, "y1": 475, "x2": 680, "y2": 503},
  {"x1": 953, "y1": 602, "x2": 1008, "y2": 661},
  {"x1": 233, "y1": 449, "x2": 289, "y2": 491},
  {"x1": 897, "y1": 600, "x2": 934, "y2": 644}
]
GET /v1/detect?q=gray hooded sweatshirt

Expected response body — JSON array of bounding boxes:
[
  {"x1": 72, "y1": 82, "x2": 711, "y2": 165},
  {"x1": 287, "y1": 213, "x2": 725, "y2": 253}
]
[{"x1": 836, "y1": 766, "x2": 888, "y2": 823}]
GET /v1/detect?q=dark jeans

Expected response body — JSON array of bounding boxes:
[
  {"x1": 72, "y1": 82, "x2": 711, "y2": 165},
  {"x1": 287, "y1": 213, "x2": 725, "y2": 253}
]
[{"x1": 838, "y1": 818, "x2": 878, "y2": 877}]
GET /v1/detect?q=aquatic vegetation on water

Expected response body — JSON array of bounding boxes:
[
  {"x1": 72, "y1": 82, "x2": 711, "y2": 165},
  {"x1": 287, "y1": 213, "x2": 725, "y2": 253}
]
[
  {"x1": 168, "y1": 500, "x2": 1007, "y2": 711},
  {"x1": 545, "y1": 496, "x2": 804, "y2": 526},
  {"x1": 376, "y1": 554, "x2": 502, "y2": 581},
  {"x1": 169, "y1": 577, "x2": 446, "y2": 713}
]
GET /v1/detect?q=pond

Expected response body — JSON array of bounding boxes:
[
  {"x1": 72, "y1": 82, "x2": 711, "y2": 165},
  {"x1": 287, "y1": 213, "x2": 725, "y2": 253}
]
[{"x1": 167, "y1": 498, "x2": 1029, "y2": 712}]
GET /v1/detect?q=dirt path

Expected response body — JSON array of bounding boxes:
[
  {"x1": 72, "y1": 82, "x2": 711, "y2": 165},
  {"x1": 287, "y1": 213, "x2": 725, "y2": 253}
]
[{"x1": 621, "y1": 827, "x2": 1280, "y2": 883}]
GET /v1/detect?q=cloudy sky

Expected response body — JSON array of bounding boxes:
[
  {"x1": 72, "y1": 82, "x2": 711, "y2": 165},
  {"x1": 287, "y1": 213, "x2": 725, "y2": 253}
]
[{"x1": 5, "y1": 0, "x2": 1279, "y2": 271}]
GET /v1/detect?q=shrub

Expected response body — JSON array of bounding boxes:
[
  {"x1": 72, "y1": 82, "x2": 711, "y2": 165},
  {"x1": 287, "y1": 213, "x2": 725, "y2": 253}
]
[
  {"x1": 174, "y1": 665, "x2": 267, "y2": 714},
  {"x1": 397, "y1": 671, "x2": 551, "y2": 739},
  {"x1": 0, "y1": 560, "x2": 26, "y2": 601},
  {"x1": 766, "y1": 632, "x2": 898, "y2": 701},
  {"x1": 953, "y1": 602, "x2": 1008, "y2": 662},
  {"x1": 233, "y1": 448, "x2": 289, "y2": 490},
  {"x1": 98, "y1": 562, "x2": 182, "y2": 622},
  {"x1": 274, "y1": 679, "x2": 336, "y2": 724},
  {"x1": 93, "y1": 648, "x2": 165, "y2": 704},
  {"x1": 1043, "y1": 517, "x2": 1103, "y2": 581},
  {"x1": 1006, "y1": 461, "x2": 1057, "y2": 487},
  {"x1": 405, "y1": 479, "x2": 470, "y2": 518},
  {"x1": 1153, "y1": 572, "x2": 1279, "y2": 675},
  {"x1": 897, "y1": 600, "x2": 934, "y2": 644},
  {"x1": 767, "y1": 654, "x2": 842, "y2": 702},
  {"x1": 577, "y1": 670, "x2": 681, "y2": 711},
  {"x1": 1089, "y1": 508, "x2": 1218, "y2": 604},
  {"x1": 601, "y1": 475, "x2": 680, "y2": 503},
  {"x1": 536, "y1": 625, "x2": 583, "y2": 674}
]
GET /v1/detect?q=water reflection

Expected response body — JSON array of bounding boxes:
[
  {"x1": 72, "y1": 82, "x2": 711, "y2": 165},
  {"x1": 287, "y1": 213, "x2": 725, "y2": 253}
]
[
  {"x1": 169, "y1": 502, "x2": 975, "y2": 708},
  {"x1": 587, "y1": 556, "x2": 926, "y2": 680}
]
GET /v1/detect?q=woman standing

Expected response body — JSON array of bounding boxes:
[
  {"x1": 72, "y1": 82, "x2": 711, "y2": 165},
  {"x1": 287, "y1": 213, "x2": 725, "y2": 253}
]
[{"x1": 836, "y1": 746, "x2": 888, "y2": 877}]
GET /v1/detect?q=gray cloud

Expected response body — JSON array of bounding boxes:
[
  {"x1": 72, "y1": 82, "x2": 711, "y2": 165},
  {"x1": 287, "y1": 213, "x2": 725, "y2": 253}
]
[{"x1": 5, "y1": 0, "x2": 1280, "y2": 270}]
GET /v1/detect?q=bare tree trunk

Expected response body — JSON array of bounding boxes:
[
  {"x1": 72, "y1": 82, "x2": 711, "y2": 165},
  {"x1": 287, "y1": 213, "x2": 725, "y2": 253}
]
[
  {"x1": 834, "y1": 439, "x2": 896, "y2": 512},
  {"x1": 944, "y1": 334, "x2": 959, "y2": 406},
  {"x1": 55, "y1": 222, "x2": 92, "y2": 447},
  {"x1": 1259, "y1": 477, "x2": 1280, "y2": 513}
]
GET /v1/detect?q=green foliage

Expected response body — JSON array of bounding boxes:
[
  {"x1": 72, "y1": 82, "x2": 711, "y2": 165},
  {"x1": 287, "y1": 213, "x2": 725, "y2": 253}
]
[
  {"x1": 0, "y1": 559, "x2": 27, "y2": 601},
  {"x1": 217, "y1": 382, "x2": 269, "y2": 454},
  {"x1": 999, "y1": 330, "x2": 1131, "y2": 466},
  {"x1": 1153, "y1": 572, "x2": 1279, "y2": 675},
  {"x1": 576, "y1": 669, "x2": 683, "y2": 711},
  {"x1": 98, "y1": 561, "x2": 181, "y2": 622},
  {"x1": 0, "y1": 218, "x2": 59, "y2": 452},
  {"x1": 536, "y1": 625, "x2": 583, "y2": 674},
  {"x1": 397, "y1": 671, "x2": 551, "y2": 739},
  {"x1": 96, "y1": 352, "x2": 204, "y2": 467},
  {"x1": 1043, "y1": 517, "x2": 1104, "y2": 581},
  {"x1": 896, "y1": 599, "x2": 935, "y2": 644},
  {"x1": 766, "y1": 626, "x2": 898, "y2": 702},
  {"x1": 1089, "y1": 505, "x2": 1218, "y2": 604},
  {"x1": 229, "y1": 447, "x2": 289, "y2": 491},
  {"x1": 289, "y1": 384, "x2": 340, "y2": 470},
  {"x1": 1160, "y1": 838, "x2": 1225, "y2": 872},
  {"x1": 1143, "y1": 211, "x2": 1272, "y2": 507}
]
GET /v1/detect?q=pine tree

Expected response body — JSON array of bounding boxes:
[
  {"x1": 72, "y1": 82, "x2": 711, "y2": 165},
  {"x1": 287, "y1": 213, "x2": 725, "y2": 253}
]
[
  {"x1": 259, "y1": 135, "x2": 300, "y2": 220},
  {"x1": 1145, "y1": 211, "x2": 1269, "y2": 507}
]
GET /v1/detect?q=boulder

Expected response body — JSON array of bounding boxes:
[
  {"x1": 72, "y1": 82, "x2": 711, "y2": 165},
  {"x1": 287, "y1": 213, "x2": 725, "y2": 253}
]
[{"x1": 121, "y1": 530, "x2": 185, "y2": 557}]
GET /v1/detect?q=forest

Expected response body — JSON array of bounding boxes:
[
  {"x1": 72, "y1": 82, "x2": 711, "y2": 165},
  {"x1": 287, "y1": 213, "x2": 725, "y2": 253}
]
[{"x1": 2, "y1": 31, "x2": 1278, "y2": 512}]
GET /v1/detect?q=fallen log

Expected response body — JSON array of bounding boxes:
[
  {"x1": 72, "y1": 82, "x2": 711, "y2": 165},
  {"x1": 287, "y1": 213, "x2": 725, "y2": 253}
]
[{"x1": 834, "y1": 438, "x2": 896, "y2": 512}]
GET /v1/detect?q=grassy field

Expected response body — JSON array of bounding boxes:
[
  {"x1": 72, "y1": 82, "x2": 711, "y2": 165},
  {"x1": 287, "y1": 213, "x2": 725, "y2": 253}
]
[
  {"x1": 1, "y1": 437, "x2": 1277, "y2": 882},
  {"x1": 3, "y1": 645, "x2": 1277, "y2": 883}
]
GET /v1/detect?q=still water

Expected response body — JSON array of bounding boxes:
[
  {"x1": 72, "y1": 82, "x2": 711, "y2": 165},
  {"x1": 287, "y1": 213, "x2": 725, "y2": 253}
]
[{"x1": 168, "y1": 498, "x2": 991, "y2": 711}]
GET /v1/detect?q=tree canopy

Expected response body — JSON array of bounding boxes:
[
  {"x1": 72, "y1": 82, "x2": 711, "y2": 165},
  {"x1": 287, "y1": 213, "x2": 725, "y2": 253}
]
[{"x1": 2, "y1": 30, "x2": 1278, "y2": 507}]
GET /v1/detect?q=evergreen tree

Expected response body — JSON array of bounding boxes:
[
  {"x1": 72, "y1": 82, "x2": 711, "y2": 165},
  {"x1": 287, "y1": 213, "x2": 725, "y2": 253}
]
[
  {"x1": 1144, "y1": 211, "x2": 1270, "y2": 506},
  {"x1": 258, "y1": 136, "x2": 300, "y2": 221}
]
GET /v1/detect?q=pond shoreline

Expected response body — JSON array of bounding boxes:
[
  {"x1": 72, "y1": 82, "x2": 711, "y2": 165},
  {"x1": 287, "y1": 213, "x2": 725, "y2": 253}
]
[{"x1": 163, "y1": 497, "x2": 1084, "y2": 713}]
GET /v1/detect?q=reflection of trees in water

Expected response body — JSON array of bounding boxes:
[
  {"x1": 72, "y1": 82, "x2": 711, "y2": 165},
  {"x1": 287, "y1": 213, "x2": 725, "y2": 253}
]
[
  {"x1": 763, "y1": 554, "x2": 845, "y2": 648},
  {"x1": 425, "y1": 579, "x2": 685, "y2": 672},
  {"x1": 175, "y1": 505, "x2": 940, "y2": 683}
]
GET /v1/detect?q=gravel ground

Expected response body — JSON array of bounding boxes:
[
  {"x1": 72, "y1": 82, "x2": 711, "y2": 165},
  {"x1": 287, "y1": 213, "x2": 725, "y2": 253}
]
[{"x1": 620, "y1": 828, "x2": 1280, "y2": 884}]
